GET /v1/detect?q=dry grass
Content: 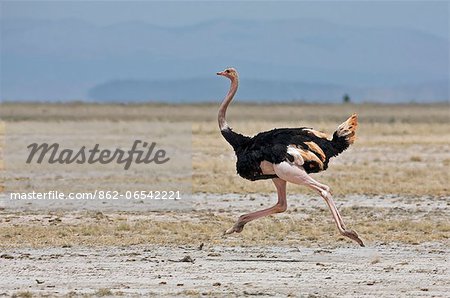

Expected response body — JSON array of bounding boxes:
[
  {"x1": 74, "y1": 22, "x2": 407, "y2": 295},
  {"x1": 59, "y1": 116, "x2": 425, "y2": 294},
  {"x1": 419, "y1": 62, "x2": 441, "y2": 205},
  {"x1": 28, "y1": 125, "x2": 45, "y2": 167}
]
[
  {"x1": 1, "y1": 102, "x2": 448, "y2": 124},
  {"x1": 11, "y1": 291, "x2": 32, "y2": 298},
  {"x1": 1, "y1": 102, "x2": 448, "y2": 196},
  {"x1": 94, "y1": 288, "x2": 114, "y2": 297},
  {"x1": 0, "y1": 208, "x2": 448, "y2": 248},
  {"x1": 0, "y1": 103, "x2": 448, "y2": 248}
]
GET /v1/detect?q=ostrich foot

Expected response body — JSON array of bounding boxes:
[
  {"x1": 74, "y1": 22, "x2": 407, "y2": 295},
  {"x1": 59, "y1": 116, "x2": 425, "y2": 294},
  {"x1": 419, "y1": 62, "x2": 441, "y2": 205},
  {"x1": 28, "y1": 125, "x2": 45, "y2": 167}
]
[
  {"x1": 342, "y1": 229, "x2": 365, "y2": 247},
  {"x1": 223, "y1": 222, "x2": 245, "y2": 235}
]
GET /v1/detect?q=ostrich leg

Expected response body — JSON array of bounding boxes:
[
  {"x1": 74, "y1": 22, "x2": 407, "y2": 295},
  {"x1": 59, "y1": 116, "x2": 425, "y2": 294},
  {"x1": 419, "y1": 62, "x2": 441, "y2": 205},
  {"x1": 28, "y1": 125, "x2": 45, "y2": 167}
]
[
  {"x1": 224, "y1": 178, "x2": 287, "y2": 235},
  {"x1": 273, "y1": 161, "x2": 364, "y2": 246}
]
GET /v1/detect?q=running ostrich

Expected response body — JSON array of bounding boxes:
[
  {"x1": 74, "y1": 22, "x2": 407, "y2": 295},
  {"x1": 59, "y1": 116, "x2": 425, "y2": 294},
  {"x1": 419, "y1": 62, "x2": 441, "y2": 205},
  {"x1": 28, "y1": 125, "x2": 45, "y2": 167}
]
[{"x1": 217, "y1": 67, "x2": 364, "y2": 247}]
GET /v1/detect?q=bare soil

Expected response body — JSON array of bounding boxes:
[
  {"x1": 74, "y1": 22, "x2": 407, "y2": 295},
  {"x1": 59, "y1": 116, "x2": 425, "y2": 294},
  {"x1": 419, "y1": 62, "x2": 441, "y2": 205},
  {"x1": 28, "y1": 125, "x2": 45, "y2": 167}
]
[
  {"x1": 1, "y1": 243, "x2": 448, "y2": 297},
  {"x1": 0, "y1": 193, "x2": 449, "y2": 297}
]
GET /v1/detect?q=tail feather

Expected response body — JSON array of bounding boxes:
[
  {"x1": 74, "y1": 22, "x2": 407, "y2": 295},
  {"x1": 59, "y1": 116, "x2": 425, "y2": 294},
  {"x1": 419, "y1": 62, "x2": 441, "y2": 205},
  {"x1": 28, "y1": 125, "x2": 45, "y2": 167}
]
[
  {"x1": 331, "y1": 113, "x2": 358, "y2": 156},
  {"x1": 336, "y1": 113, "x2": 358, "y2": 144}
]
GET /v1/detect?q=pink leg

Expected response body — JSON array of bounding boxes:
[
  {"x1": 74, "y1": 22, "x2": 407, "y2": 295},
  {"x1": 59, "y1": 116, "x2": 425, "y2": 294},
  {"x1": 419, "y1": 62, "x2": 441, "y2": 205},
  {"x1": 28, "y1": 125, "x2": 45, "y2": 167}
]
[
  {"x1": 224, "y1": 178, "x2": 287, "y2": 235},
  {"x1": 273, "y1": 162, "x2": 364, "y2": 247}
]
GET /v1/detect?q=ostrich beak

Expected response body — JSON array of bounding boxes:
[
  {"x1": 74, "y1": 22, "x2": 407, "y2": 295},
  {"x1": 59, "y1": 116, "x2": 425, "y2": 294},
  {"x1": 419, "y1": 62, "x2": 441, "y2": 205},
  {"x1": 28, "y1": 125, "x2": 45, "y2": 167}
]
[{"x1": 216, "y1": 71, "x2": 225, "y2": 76}]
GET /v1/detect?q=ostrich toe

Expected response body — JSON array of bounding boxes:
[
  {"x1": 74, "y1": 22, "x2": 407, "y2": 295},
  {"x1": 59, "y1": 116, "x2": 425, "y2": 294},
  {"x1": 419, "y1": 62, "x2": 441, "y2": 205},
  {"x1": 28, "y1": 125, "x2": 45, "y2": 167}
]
[
  {"x1": 223, "y1": 222, "x2": 245, "y2": 235},
  {"x1": 342, "y1": 229, "x2": 365, "y2": 247}
]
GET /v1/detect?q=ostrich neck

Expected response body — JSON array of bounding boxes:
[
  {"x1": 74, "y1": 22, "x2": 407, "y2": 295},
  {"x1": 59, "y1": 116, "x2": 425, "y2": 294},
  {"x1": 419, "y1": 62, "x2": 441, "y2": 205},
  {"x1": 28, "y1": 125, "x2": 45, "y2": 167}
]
[{"x1": 218, "y1": 77, "x2": 238, "y2": 131}]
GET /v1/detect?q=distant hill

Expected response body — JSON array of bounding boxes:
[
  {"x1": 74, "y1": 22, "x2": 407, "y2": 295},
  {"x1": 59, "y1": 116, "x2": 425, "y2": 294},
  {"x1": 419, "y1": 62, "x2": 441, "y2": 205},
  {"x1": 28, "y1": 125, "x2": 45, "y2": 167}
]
[
  {"x1": 1, "y1": 18, "x2": 448, "y2": 102},
  {"x1": 88, "y1": 78, "x2": 344, "y2": 103},
  {"x1": 88, "y1": 78, "x2": 448, "y2": 103}
]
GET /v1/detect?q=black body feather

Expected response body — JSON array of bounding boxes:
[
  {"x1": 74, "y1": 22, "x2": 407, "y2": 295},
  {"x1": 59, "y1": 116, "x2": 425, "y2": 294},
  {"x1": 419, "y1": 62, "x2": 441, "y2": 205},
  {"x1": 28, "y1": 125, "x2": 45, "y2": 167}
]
[{"x1": 222, "y1": 126, "x2": 351, "y2": 181}]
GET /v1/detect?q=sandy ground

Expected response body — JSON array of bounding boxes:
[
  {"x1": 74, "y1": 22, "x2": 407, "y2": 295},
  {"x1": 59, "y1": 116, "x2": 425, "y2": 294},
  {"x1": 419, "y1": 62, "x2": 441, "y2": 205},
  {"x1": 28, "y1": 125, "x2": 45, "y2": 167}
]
[
  {"x1": 1, "y1": 243, "x2": 448, "y2": 297},
  {"x1": 1, "y1": 193, "x2": 449, "y2": 297}
]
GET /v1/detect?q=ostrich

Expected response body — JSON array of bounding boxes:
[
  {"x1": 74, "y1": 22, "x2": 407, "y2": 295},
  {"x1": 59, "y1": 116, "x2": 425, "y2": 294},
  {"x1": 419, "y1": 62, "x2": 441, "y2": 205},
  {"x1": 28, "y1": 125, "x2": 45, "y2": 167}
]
[{"x1": 217, "y1": 67, "x2": 364, "y2": 247}]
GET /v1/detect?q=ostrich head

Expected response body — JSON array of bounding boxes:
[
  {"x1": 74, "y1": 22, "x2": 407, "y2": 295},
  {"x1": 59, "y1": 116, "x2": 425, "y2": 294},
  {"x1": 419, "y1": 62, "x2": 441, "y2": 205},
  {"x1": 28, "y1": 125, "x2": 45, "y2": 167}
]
[{"x1": 217, "y1": 68, "x2": 238, "y2": 80}]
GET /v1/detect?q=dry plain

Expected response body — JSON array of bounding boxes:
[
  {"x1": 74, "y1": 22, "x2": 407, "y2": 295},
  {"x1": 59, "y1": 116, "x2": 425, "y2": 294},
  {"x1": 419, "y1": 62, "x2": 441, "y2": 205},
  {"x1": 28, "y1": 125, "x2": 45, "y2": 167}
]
[{"x1": 0, "y1": 103, "x2": 449, "y2": 297}]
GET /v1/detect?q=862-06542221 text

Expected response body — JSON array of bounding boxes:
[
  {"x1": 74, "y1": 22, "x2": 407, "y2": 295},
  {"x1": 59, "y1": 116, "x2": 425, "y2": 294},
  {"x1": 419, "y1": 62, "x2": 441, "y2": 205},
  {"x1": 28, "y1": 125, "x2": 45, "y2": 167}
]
[{"x1": 9, "y1": 190, "x2": 182, "y2": 200}]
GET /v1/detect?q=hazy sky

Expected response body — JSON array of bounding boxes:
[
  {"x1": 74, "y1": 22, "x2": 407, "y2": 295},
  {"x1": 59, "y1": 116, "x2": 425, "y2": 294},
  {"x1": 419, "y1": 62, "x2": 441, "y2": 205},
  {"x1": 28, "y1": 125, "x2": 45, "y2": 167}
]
[
  {"x1": 2, "y1": 1, "x2": 449, "y2": 39},
  {"x1": 1, "y1": 1, "x2": 448, "y2": 102}
]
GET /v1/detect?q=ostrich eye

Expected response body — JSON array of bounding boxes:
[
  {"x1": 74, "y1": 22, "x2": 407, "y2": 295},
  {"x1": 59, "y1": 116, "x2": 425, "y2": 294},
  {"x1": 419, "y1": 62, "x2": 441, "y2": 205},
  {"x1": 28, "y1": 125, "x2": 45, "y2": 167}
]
[{"x1": 225, "y1": 70, "x2": 230, "y2": 73}]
